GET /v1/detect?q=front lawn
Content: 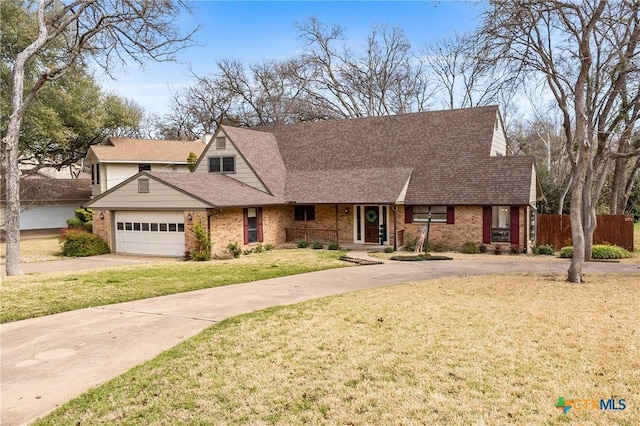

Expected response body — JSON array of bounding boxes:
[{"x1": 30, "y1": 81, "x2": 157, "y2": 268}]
[
  {"x1": 0, "y1": 250, "x2": 348, "y2": 323},
  {"x1": 34, "y1": 273, "x2": 639, "y2": 426}
]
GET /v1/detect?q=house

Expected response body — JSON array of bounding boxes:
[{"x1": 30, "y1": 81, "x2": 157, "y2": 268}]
[
  {"x1": 84, "y1": 137, "x2": 207, "y2": 196},
  {"x1": 85, "y1": 106, "x2": 541, "y2": 257},
  {"x1": 1, "y1": 177, "x2": 91, "y2": 233}
]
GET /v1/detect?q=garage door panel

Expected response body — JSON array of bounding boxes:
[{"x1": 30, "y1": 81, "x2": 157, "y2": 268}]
[{"x1": 114, "y1": 211, "x2": 184, "y2": 256}]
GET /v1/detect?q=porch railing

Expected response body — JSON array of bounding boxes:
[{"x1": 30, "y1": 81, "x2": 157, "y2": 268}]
[{"x1": 285, "y1": 228, "x2": 338, "y2": 243}]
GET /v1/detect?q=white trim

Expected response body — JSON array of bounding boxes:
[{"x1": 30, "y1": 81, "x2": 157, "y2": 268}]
[
  {"x1": 395, "y1": 175, "x2": 412, "y2": 204},
  {"x1": 352, "y1": 205, "x2": 390, "y2": 244}
]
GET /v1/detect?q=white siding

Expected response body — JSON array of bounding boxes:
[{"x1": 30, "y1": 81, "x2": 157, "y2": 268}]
[
  {"x1": 89, "y1": 177, "x2": 209, "y2": 209},
  {"x1": 1, "y1": 203, "x2": 82, "y2": 231},
  {"x1": 530, "y1": 164, "x2": 537, "y2": 204},
  {"x1": 194, "y1": 129, "x2": 267, "y2": 192},
  {"x1": 104, "y1": 163, "x2": 138, "y2": 191},
  {"x1": 490, "y1": 113, "x2": 508, "y2": 156}
]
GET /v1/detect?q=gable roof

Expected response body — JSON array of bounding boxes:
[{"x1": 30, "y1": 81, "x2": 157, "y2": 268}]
[
  {"x1": 249, "y1": 105, "x2": 535, "y2": 205},
  {"x1": 221, "y1": 126, "x2": 287, "y2": 198},
  {"x1": 145, "y1": 171, "x2": 285, "y2": 207},
  {"x1": 88, "y1": 138, "x2": 206, "y2": 163}
]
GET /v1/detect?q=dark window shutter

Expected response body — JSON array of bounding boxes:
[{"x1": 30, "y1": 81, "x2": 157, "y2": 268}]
[
  {"x1": 257, "y1": 207, "x2": 264, "y2": 243},
  {"x1": 404, "y1": 206, "x2": 413, "y2": 223},
  {"x1": 510, "y1": 206, "x2": 520, "y2": 246},
  {"x1": 447, "y1": 206, "x2": 455, "y2": 224},
  {"x1": 482, "y1": 206, "x2": 492, "y2": 244},
  {"x1": 307, "y1": 205, "x2": 315, "y2": 221},
  {"x1": 243, "y1": 208, "x2": 249, "y2": 245}
]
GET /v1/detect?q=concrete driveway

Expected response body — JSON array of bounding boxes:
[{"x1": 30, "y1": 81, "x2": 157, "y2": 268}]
[{"x1": 1, "y1": 254, "x2": 638, "y2": 425}]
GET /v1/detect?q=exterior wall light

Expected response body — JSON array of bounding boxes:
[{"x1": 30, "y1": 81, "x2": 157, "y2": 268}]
[
  {"x1": 187, "y1": 213, "x2": 193, "y2": 221},
  {"x1": 99, "y1": 212, "x2": 104, "y2": 220}
]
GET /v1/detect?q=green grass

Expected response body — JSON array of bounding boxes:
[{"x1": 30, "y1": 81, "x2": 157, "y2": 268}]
[
  {"x1": 33, "y1": 273, "x2": 640, "y2": 426},
  {"x1": 0, "y1": 250, "x2": 348, "y2": 323}
]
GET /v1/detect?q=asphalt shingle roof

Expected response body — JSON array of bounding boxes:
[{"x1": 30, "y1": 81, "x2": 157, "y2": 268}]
[{"x1": 89, "y1": 138, "x2": 206, "y2": 163}]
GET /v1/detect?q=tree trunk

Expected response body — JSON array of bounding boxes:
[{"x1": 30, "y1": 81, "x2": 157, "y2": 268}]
[
  {"x1": 4, "y1": 115, "x2": 24, "y2": 276},
  {"x1": 609, "y1": 157, "x2": 628, "y2": 215},
  {"x1": 567, "y1": 160, "x2": 586, "y2": 283},
  {"x1": 557, "y1": 173, "x2": 572, "y2": 215}
]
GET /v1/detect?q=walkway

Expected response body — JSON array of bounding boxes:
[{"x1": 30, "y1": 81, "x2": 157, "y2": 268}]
[{"x1": 1, "y1": 255, "x2": 638, "y2": 425}]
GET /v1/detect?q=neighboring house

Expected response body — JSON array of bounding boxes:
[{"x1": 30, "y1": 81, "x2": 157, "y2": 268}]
[
  {"x1": 84, "y1": 137, "x2": 207, "y2": 196},
  {"x1": 86, "y1": 106, "x2": 542, "y2": 257},
  {"x1": 1, "y1": 177, "x2": 91, "y2": 232}
]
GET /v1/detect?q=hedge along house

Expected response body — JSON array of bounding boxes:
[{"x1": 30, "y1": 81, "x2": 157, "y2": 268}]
[{"x1": 86, "y1": 106, "x2": 541, "y2": 257}]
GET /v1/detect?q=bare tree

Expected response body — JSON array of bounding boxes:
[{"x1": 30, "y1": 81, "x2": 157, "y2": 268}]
[
  {"x1": 295, "y1": 18, "x2": 435, "y2": 117},
  {"x1": 2, "y1": 0, "x2": 198, "y2": 275},
  {"x1": 478, "y1": 0, "x2": 640, "y2": 282}
]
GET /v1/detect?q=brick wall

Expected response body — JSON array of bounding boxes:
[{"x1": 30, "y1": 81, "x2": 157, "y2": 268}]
[
  {"x1": 184, "y1": 210, "x2": 208, "y2": 256},
  {"x1": 92, "y1": 209, "x2": 112, "y2": 251}
]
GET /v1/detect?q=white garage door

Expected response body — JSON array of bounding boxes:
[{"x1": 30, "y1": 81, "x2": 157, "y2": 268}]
[{"x1": 115, "y1": 211, "x2": 185, "y2": 256}]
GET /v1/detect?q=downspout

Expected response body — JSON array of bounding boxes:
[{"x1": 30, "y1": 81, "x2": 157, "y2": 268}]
[
  {"x1": 392, "y1": 205, "x2": 397, "y2": 251},
  {"x1": 335, "y1": 205, "x2": 339, "y2": 243}
]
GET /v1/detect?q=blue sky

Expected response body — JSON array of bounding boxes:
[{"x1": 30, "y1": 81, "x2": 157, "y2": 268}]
[{"x1": 98, "y1": 1, "x2": 486, "y2": 116}]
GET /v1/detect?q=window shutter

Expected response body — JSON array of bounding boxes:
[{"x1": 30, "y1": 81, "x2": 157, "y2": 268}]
[
  {"x1": 243, "y1": 208, "x2": 249, "y2": 245},
  {"x1": 307, "y1": 205, "x2": 315, "y2": 221},
  {"x1": 404, "y1": 206, "x2": 413, "y2": 223},
  {"x1": 257, "y1": 207, "x2": 264, "y2": 243},
  {"x1": 482, "y1": 206, "x2": 491, "y2": 244},
  {"x1": 510, "y1": 206, "x2": 520, "y2": 246},
  {"x1": 446, "y1": 206, "x2": 455, "y2": 224}
]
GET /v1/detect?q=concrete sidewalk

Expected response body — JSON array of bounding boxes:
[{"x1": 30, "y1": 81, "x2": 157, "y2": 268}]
[{"x1": 1, "y1": 256, "x2": 638, "y2": 425}]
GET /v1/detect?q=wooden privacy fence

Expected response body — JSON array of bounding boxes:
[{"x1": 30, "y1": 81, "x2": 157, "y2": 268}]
[{"x1": 537, "y1": 214, "x2": 634, "y2": 251}]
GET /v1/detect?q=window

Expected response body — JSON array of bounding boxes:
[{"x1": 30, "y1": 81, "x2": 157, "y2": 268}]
[
  {"x1": 216, "y1": 137, "x2": 226, "y2": 150},
  {"x1": 294, "y1": 205, "x2": 315, "y2": 221},
  {"x1": 208, "y1": 156, "x2": 235, "y2": 173},
  {"x1": 138, "y1": 178, "x2": 149, "y2": 193},
  {"x1": 139, "y1": 163, "x2": 151, "y2": 172},
  {"x1": 91, "y1": 164, "x2": 100, "y2": 185},
  {"x1": 243, "y1": 207, "x2": 263, "y2": 244},
  {"x1": 412, "y1": 206, "x2": 447, "y2": 222},
  {"x1": 491, "y1": 206, "x2": 510, "y2": 242}
]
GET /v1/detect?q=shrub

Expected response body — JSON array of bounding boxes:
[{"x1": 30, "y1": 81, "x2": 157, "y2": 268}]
[
  {"x1": 461, "y1": 242, "x2": 479, "y2": 254},
  {"x1": 384, "y1": 246, "x2": 394, "y2": 253},
  {"x1": 243, "y1": 248, "x2": 254, "y2": 256},
  {"x1": 297, "y1": 240, "x2": 310, "y2": 248},
  {"x1": 66, "y1": 217, "x2": 83, "y2": 228},
  {"x1": 59, "y1": 228, "x2": 110, "y2": 257},
  {"x1": 82, "y1": 220, "x2": 93, "y2": 233},
  {"x1": 532, "y1": 244, "x2": 554, "y2": 255},
  {"x1": 312, "y1": 242, "x2": 324, "y2": 249},
  {"x1": 426, "y1": 242, "x2": 447, "y2": 252},
  {"x1": 225, "y1": 242, "x2": 242, "y2": 258},
  {"x1": 510, "y1": 245, "x2": 521, "y2": 255},
  {"x1": 264, "y1": 244, "x2": 275, "y2": 251},
  {"x1": 75, "y1": 208, "x2": 93, "y2": 223},
  {"x1": 253, "y1": 244, "x2": 264, "y2": 254},
  {"x1": 328, "y1": 243, "x2": 341, "y2": 250},
  {"x1": 494, "y1": 245, "x2": 502, "y2": 255},
  {"x1": 478, "y1": 244, "x2": 487, "y2": 253},
  {"x1": 559, "y1": 245, "x2": 632, "y2": 259},
  {"x1": 403, "y1": 235, "x2": 419, "y2": 252},
  {"x1": 192, "y1": 222, "x2": 211, "y2": 261}
]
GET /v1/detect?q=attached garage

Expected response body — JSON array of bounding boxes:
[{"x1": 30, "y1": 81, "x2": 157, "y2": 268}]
[{"x1": 114, "y1": 211, "x2": 185, "y2": 256}]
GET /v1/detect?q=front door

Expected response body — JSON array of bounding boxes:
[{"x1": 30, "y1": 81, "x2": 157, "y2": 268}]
[{"x1": 364, "y1": 205, "x2": 379, "y2": 243}]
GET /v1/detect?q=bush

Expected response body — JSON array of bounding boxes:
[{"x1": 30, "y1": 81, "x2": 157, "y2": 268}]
[
  {"x1": 328, "y1": 243, "x2": 341, "y2": 250},
  {"x1": 461, "y1": 242, "x2": 479, "y2": 254},
  {"x1": 243, "y1": 248, "x2": 254, "y2": 255},
  {"x1": 510, "y1": 245, "x2": 521, "y2": 255},
  {"x1": 384, "y1": 246, "x2": 394, "y2": 253},
  {"x1": 82, "y1": 220, "x2": 93, "y2": 233},
  {"x1": 532, "y1": 244, "x2": 554, "y2": 255},
  {"x1": 479, "y1": 244, "x2": 487, "y2": 253},
  {"x1": 559, "y1": 245, "x2": 632, "y2": 259},
  {"x1": 253, "y1": 244, "x2": 264, "y2": 254},
  {"x1": 312, "y1": 242, "x2": 324, "y2": 249},
  {"x1": 66, "y1": 217, "x2": 83, "y2": 228},
  {"x1": 225, "y1": 242, "x2": 242, "y2": 258},
  {"x1": 75, "y1": 208, "x2": 93, "y2": 223},
  {"x1": 403, "y1": 235, "x2": 418, "y2": 252},
  {"x1": 494, "y1": 245, "x2": 502, "y2": 255},
  {"x1": 297, "y1": 240, "x2": 310, "y2": 248},
  {"x1": 59, "y1": 228, "x2": 110, "y2": 257},
  {"x1": 192, "y1": 222, "x2": 211, "y2": 261},
  {"x1": 264, "y1": 244, "x2": 275, "y2": 251}
]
